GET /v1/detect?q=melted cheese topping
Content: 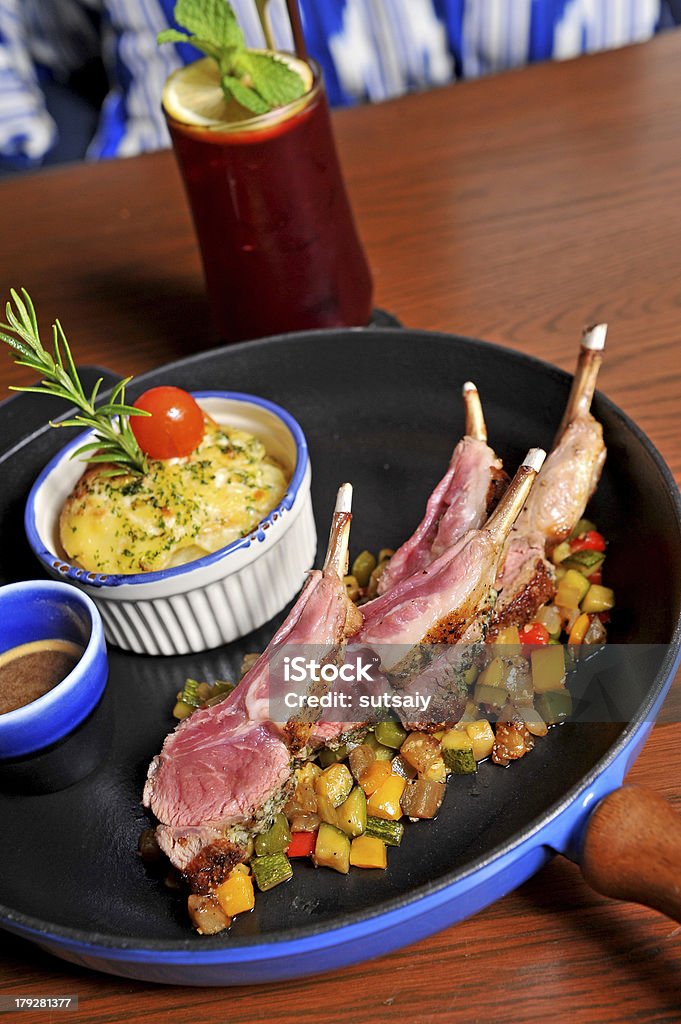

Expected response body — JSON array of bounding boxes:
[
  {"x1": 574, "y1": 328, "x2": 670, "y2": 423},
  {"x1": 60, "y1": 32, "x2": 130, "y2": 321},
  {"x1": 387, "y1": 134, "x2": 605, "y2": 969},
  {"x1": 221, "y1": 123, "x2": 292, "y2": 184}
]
[{"x1": 59, "y1": 417, "x2": 289, "y2": 574}]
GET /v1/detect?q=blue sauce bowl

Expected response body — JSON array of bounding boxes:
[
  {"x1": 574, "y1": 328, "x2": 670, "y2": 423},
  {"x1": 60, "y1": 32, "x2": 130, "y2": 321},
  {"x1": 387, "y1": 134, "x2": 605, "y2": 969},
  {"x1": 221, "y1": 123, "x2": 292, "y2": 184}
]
[{"x1": 0, "y1": 581, "x2": 108, "y2": 761}]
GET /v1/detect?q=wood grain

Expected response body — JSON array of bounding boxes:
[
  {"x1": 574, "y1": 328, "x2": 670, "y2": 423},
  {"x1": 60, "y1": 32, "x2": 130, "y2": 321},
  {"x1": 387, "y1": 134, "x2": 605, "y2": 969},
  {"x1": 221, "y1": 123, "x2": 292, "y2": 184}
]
[
  {"x1": 582, "y1": 786, "x2": 681, "y2": 922},
  {"x1": 1, "y1": 30, "x2": 681, "y2": 1024}
]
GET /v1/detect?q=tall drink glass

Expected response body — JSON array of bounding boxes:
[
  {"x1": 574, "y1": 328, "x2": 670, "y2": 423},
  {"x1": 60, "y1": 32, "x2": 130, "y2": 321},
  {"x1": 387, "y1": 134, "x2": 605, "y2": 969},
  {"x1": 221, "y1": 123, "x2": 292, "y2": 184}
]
[{"x1": 164, "y1": 56, "x2": 373, "y2": 343}]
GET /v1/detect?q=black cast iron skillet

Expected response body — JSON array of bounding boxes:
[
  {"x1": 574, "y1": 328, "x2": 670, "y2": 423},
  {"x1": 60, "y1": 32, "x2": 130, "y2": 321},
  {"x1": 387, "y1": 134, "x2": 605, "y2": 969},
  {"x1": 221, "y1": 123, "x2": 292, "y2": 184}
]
[{"x1": 1, "y1": 328, "x2": 680, "y2": 985}]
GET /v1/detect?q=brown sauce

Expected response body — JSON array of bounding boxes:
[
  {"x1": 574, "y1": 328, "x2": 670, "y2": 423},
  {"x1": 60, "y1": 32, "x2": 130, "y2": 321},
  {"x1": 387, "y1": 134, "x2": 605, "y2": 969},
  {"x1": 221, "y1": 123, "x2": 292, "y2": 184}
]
[{"x1": 0, "y1": 640, "x2": 83, "y2": 716}]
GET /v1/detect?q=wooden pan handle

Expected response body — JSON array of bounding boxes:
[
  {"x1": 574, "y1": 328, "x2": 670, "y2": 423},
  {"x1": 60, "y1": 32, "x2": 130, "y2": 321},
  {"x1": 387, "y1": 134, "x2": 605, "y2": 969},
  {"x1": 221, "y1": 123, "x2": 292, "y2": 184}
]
[{"x1": 581, "y1": 785, "x2": 681, "y2": 923}]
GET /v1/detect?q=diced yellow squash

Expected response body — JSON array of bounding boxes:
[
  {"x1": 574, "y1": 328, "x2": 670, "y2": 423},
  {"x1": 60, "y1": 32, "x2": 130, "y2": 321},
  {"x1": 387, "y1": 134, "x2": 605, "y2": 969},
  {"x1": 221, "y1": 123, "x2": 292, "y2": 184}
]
[
  {"x1": 568, "y1": 611, "x2": 591, "y2": 645},
  {"x1": 442, "y1": 728, "x2": 473, "y2": 751},
  {"x1": 232, "y1": 862, "x2": 250, "y2": 875},
  {"x1": 531, "y1": 644, "x2": 566, "y2": 693},
  {"x1": 581, "y1": 584, "x2": 615, "y2": 614},
  {"x1": 493, "y1": 626, "x2": 521, "y2": 655},
  {"x1": 313, "y1": 823, "x2": 350, "y2": 874},
  {"x1": 477, "y1": 656, "x2": 507, "y2": 689},
  {"x1": 433, "y1": 729, "x2": 445, "y2": 741},
  {"x1": 465, "y1": 720, "x2": 495, "y2": 760},
  {"x1": 349, "y1": 835, "x2": 387, "y2": 869},
  {"x1": 366, "y1": 775, "x2": 407, "y2": 820},
  {"x1": 555, "y1": 569, "x2": 590, "y2": 610},
  {"x1": 359, "y1": 760, "x2": 392, "y2": 796},
  {"x1": 551, "y1": 541, "x2": 572, "y2": 565},
  {"x1": 316, "y1": 763, "x2": 353, "y2": 807},
  {"x1": 422, "y1": 757, "x2": 447, "y2": 783},
  {"x1": 215, "y1": 871, "x2": 255, "y2": 917}
]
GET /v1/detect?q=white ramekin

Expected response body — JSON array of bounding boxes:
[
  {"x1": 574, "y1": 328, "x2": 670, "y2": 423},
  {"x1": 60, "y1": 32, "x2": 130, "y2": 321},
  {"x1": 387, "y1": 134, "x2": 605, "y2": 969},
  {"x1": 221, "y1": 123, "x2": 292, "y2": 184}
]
[{"x1": 25, "y1": 392, "x2": 316, "y2": 656}]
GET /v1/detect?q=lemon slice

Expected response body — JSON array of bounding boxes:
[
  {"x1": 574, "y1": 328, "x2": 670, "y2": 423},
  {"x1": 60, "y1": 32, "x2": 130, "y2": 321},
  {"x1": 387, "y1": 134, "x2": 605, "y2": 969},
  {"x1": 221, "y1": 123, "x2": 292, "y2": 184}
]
[{"x1": 163, "y1": 55, "x2": 314, "y2": 129}]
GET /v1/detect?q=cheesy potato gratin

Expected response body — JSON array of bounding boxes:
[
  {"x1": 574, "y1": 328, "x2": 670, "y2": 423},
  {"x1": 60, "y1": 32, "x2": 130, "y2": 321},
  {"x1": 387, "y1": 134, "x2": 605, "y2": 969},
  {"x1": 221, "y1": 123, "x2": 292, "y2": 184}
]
[{"x1": 59, "y1": 415, "x2": 289, "y2": 574}]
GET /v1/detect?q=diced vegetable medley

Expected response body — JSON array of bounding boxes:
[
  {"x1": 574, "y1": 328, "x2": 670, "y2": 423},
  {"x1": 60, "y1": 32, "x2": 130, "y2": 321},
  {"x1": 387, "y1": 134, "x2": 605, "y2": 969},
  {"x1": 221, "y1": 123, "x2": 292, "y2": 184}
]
[{"x1": 150, "y1": 518, "x2": 613, "y2": 933}]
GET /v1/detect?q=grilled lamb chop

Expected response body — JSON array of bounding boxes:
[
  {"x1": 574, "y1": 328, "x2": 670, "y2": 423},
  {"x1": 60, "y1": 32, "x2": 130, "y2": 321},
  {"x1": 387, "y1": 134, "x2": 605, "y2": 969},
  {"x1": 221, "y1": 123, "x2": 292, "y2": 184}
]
[
  {"x1": 358, "y1": 449, "x2": 546, "y2": 678},
  {"x1": 143, "y1": 484, "x2": 360, "y2": 891},
  {"x1": 493, "y1": 325, "x2": 607, "y2": 631},
  {"x1": 378, "y1": 383, "x2": 507, "y2": 594}
]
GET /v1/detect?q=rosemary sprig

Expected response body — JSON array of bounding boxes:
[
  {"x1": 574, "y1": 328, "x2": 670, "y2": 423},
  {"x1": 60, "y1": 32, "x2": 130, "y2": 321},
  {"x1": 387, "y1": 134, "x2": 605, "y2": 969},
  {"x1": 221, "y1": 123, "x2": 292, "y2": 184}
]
[{"x1": 0, "y1": 288, "x2": 150, "y2": 477}]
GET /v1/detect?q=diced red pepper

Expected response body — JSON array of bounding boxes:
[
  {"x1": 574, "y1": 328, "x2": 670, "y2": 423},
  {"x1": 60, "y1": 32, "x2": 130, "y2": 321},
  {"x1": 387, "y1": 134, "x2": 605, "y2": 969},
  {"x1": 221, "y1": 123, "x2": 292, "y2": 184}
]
[
  {"x1": 520, "y1": 623, "x2": 550, "y2": 646},
  {"x1": 570, "y1": 530, "x2": 606, "y2": 553},
  {"x1": 598, "y1": 611, "x2": 611, "y2": 624},
  {"x1": 587, "y1": 569, "x2": 603, "y2": 585},
  {"x1": 286, "y1": 831, "x2": 317, "y2": 858}
]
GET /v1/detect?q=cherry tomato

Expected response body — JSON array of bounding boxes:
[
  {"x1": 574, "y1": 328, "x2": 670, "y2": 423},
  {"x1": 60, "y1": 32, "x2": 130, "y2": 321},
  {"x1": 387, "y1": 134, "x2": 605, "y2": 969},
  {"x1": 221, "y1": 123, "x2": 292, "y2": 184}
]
[
  {"x1": 520, "y1": 622, "x2": 550, "y2": 646},
  {"x1": 286, "y1": 832, "x2": 317, "y2": 858},
  {"x1": 131, "y1": 386, "x2": 205, "y2": 459},
  {"x1": 570, "y1": 530, "x2": 606, "y2": 554}
]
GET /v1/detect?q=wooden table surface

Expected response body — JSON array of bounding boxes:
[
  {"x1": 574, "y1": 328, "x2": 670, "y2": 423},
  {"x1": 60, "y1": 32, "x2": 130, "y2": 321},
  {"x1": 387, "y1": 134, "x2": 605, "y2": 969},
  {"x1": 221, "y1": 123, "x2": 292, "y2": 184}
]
[{"x1": 2, "y1": 30, "x2": 681, "y2": 1024}]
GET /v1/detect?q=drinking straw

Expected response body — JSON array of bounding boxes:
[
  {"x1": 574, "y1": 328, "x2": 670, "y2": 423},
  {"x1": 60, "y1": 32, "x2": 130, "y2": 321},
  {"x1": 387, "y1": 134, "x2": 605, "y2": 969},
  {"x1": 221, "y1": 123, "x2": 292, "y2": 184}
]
[
  {"x1": 285, "y1": 0, "x2": 309, "y2": 61},
  {"x1": 255, "y1": 0, "x2": 308, "y2": 62}
]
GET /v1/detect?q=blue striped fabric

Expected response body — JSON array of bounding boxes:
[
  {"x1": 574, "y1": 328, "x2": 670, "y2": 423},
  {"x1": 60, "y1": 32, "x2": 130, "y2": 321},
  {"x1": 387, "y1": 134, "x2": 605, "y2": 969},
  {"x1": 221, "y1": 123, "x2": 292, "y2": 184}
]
[{"x1": 0, "y1": 0, "x2": 665, "y2": 167}]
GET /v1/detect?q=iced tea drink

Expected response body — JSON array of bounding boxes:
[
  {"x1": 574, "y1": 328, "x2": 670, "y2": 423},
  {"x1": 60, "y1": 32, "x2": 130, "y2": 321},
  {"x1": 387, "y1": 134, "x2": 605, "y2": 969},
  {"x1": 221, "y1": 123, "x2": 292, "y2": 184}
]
[{"x1": 164, "y1": 56, "x2": 373, "y2": 342}]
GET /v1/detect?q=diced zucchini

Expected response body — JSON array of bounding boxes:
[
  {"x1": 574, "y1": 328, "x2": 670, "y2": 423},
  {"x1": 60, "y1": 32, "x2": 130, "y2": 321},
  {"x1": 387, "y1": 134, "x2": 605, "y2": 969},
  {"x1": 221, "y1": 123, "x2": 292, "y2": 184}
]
[
  {"x1": 364, "y1": 732, "x2": 394, "y2": 761},
  {"x1": 442, "y1": 747, "x2": 476, "y2": 774},
  {"x1": 562, "y1": 549, "x2": 605, "y2": 575},
  {"x1": 335, "y1": 785, "x2": 367, "y2": 837},
  {"x1": 350, "y1": 835, "x2": 387, "y2": 869},
  {"x1": 399, "y1": 731, "x2": 441, "y2": 773},
  {"x1": 365, "y1": 816, "x2": 404, "y2": 846},
  {"x1": 581, "y1": 584, "x2": 615, "y2": 614},
  {"x1": 254, "y1": 812, "x2": 291, "y2": 857},
  {"x1": 531, "y1": 644, "x2": 566, "y2": 693},
  {"x1": 317, "y1": 744, "x2": 348, "y2": 767},
  {"x1": 351, "y1": 550, "x2": 377, "y2": 588},
  {"x1": 441, "y1": 727, "x2": 471, "y2": 751},
  {"x1": 476, "y1": 656, "x2": 507, "y2": 689},
  {"x1": 366, "y1": 775, "x2": 407, "y2": 820},
  {"x1": 312, "y1": 822, "x2": 350, "y2": 874},
  {"x1": 316, "y1": 763, "x2": 353, "y2": 807},
  {"x1": 344, "y1": 575, "x2": 360, "y2": 602},
  {"x1": 551, "y1": 541, "x2": 572, "y2": 565},
  {"x1": 251, "y1": 852, "x2": 293, "y2": 891},
  {"x1": 462, "y1": 665, "x2": 480, "y2": 687},
  {"x1": 474, "y1": 682, "x2": 507, "y2": 709},
  {"x1": 536, "y1": 688, "x2": 573, "y2": 725},
  {"x1": 465, "y1": 720, "x2": 495, "y2": 760},
  {"x1": 375, "y1": 720, "x2": 408, "y2": 749},
  {"x1": 570, "y1": 517, "x2": 596, "y2": 539},
  {"x1": 555, "y1": 569, "x2": 590, "y2": 609}
]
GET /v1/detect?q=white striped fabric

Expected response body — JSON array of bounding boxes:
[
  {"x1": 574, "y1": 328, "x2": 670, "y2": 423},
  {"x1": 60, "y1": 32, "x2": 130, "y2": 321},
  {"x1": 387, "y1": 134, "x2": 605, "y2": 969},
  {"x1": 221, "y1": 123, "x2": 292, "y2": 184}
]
[{"x1": 0, "y1": 0, "x2": 665, "y2": 166}]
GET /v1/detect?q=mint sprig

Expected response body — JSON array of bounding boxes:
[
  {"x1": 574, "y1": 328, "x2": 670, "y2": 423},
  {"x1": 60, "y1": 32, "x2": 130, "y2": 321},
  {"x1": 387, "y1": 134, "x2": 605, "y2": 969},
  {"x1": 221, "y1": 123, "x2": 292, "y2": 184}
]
[{"x1": 158, "y1": 0, "x2": 306, "y2": 115}]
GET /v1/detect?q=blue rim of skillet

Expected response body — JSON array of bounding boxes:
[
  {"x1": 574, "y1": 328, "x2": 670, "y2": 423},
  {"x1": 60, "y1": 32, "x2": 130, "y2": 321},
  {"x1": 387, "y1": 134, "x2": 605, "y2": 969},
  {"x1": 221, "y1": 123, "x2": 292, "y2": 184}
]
[
  {"x1": 2, "y1": 327, "x2": 681, "y2": 970},
  {"x1": 23, "y1": 390, "x2": 309, "y2": 588}
]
